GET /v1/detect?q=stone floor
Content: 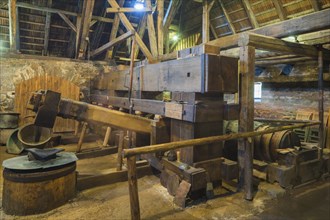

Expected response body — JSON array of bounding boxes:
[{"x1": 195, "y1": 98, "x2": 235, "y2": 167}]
[{"x1": 0, "y1": 143, "x2": 329, "y2": 220}]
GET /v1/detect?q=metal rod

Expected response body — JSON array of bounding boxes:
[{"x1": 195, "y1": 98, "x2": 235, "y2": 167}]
[
  {"x1": 318, "y1": 49, "x2": 324, "y2": 157},
  {"x1": 254, "y1": 118, "x2": 319, "y2": 124},
  {"x1": 123, "y1": 122, "x2": 320, "y2": 158}
]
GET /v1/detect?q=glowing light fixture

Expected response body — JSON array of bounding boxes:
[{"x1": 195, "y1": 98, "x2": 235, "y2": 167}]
[
  {"x1": 172, "y1": 34, "x2": 179, "y2": 41},
  {"x1": 134, "y1": 0, "x2": 145, "y2": 10}
]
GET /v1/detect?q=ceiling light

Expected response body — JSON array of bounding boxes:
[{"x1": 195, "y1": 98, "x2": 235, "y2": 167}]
[{"x1": 134, "y1": 0, "x2": 145, "y2": 10}]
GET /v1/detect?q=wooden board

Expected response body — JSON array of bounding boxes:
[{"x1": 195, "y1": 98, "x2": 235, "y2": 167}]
[{"x1": 15, "y1": 75, "x2": 80, "y2": 132}]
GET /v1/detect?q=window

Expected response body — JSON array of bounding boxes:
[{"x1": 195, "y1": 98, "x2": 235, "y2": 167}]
[{"x1": 254, "y1": 82, "x2": 262, "y2": 102}]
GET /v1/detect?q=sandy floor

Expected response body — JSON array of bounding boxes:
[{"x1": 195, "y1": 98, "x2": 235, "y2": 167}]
[{"x1": 0, "y1": 143, "x2": 329, "y2": 220}]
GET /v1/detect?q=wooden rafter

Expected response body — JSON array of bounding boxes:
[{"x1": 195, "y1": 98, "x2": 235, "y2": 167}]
[
  {"x1": 43, "y1": 0, "x2": 52, "y2": 55},
  {"x1": 108, "y1": 0, "x2": 154, "y2": 62},
  {"x1": 217, "y1": 0, "x2": 236, "y2": 34},
  {"x1": 106, "y1": 8, "x2": 151, "y2": 13},
  {"x1": 8, "y1": 0, "x2": 17, "y2": 51},
  {"x1": 90, "y1": 30, "x2": 135, "y2": 57},
  {"x1": 78, "y1": 0, "x2": 95, "y2": 59},
  {"x1": 16, "y1": 2, "x2": 114, "y2": 23},
  {"x1": 106, "y1": 0, "x2": 125, "y2": 59},
  {"x1": 241, "y1": 0, "x2": 259, "y2": 28},
  {"x1": 157, "y1": 0, "x2": 164, "y2": 55},
  {"x1": 58, "y1": 12, "x2": 76, "y2": 32},
  {"x1": 146, "y1": 0, "x2": 158, "y2": 57},
  {"x1": 272, "y1": 0, "x2": 287, "y2": 20},
  {"x1": 134, "y1": 14, "x2": 147, "y2": 59}
]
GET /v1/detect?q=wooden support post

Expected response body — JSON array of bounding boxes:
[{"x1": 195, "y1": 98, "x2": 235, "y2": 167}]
[
  {"x1": 117, "y1": 131, "x2": 125, "y2": 171},
  {"x1": 127, "y1": 156, "x2": 140, "y2": 220},
  {"x1": 157, "y1": 0, "x2": 164, "y2": 55},
  {"x1": 238, "y1": 46, "x2": 255, "y2": 201},
  {"x1": 103, "y1": 127, "x2": 112, "y2": 147},
  {"x1": 318, "y1": 49, "x2": 324, "y2": 156},
  {"x1": 77, "y1": 122, "x2": 88, "y2": 152},
  {"x1": 78, "y1": 0, "x2": 95, "y2": 59},
  {"x1": 8, "y1": 0, "x2": 17, "y2": 51},
  {"x1": 43, "y1": 0, "x2": 52, "y2": 55},
  {"x1": 106, "y1": 0, "x2": 125, "y2": 59},
  {"x1": 145, "y1": 0, "x2": 158, "y2": 57},
  {"x1": 134, "y1": 14, "x2": 147, "y2": 59},
  {"x1": 202, "y1": 0, "x2": 210, "y2": 43}
]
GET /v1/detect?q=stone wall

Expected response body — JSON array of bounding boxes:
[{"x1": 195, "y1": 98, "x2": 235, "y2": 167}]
[{"x1": 0, "y1": 56, "x2": 112, "y2": 111}]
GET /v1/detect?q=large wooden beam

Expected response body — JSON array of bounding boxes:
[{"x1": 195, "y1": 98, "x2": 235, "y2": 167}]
[
  {"x1": 78, "y1": 0, "x2": 95, "y2": 59},
  {"x1": 145, "y1": 0, "x2": 158, "y2": 57},
  {"x1": 8, "y1": 0, "x2": 17, "y2": 51},
  {"x1": 16, "y1": 2, "x2": 114, "y2": 23},
  {"x1": 106, "y1": 0, "x2": 125, "y2": 59},
  {"x1": 297, "y1": 29, "x2": 330, "y2": 45},
  {"x1": 271, "y1": 0, "x2": 286, "y2": 20},
  {"x1": 242, "y1": 0, "x2": 259, "y2": 28},
  {"x1": 58, "y1": 12, "x2": 76, "y2": 32},
  {"x1": 202, "y1": 0, "x2": 210, "y2": 43},
  {"x1": 90, "y1": 30, "x2": 135, "y2": 57},
  {"x1": 134, "y1": 14, "x2": 147, "y2": 59},
  {"x1": 43, "y1": 0, "x2": 52, "y2": 55},
  {"x1": 217, "y1": 0, "x2": 236, "y2": 34},
  {"x1": 157, "y1": 0, "x2": 164, "y2": 55},
  {"x1": 108, "y1": 0, "x2": 154, "y2": 62},
  {"x1": 107, "y1": 7, "x2": 151, "y2": 13},
  {"x1": 238, "y1": 46, "x2": 255, "y2": 201}
]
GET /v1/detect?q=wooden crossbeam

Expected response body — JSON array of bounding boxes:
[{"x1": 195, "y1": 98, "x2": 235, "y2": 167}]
[
  {"x1": 16, "y1": 2, "x2": 114, "y2": 23},
  {"x1": 241, "y1": 0, "x2": 259, "y2": 28},
  {"x1": 106, "y1": 0, "x2": 125, "y2": 59},
  {"x1": 134, "y1": 14, "x2": 147, "y2": 59},
  {"x1": 297, "y1": 29, "x2": 330, "y2": 45},
  {"x1": 271, "y1": 0, "x2": 287, "y2": 20},
  {"x1": 163, "y1": 0, "x2": 182, "y2": 31},
  {"x1": 108, "y1": 0, "x2": 154, "y2": 62},
  {"x1": 157, "y1": 0, "x2": 164, "y2": 55},
  {"x1": 90, "y1": 30, "x2": 135, "y2": 57},
  {"x1": 58, "y1": 12, "x2": 76, "y2": 32},
  {"x1": 43, "y1": 0, "x2": 52, "y2": 55},
  {"x1": 106, "y1": 7, "x2": 151, "y2": 13},
  {"x1": 309, "y1": 0, "x2": 320, "y2": 11},
  {"x1": 146, "y1": 0, "x2": 158, "y2": 57},
  {"x1": 217, "y1": 0, "x2": 236, "y2": 34}
]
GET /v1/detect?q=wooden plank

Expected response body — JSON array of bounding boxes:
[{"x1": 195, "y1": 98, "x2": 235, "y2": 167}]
[
  {"x1": 127, "y1": 156, "x2": 141, "y2": 220},
  {"x1": 106, "y1": 7, "x2": 151, "y2": 13},
  {"x1": 58, "y1": 12, "x2": 76, "y2": 32},
  {"x1": 241, "y1": 0, "x2": 259, "y2": 28},
  {"x1": 8, "y1": 0, "x2": 17, "y2": 51},
  {"x1": 90, "y1": 30, "x2": 135, "y2": 57},
  {"x1": 108, "y1": 0, "x2": 154, "y2": 62},
  {"x1": 237, "y1": 46, "x2": 255, "y2": 200},
  {"x1": 202, "y1": 0, "x2": 209, "y2": 43},
  {"x1": 157, "y1": 0, "x2": 164, "y2": 55},
  {"x1": 43, "y1": 0, "x2": 52, "y2": 55},
  {"x1": 106, "y1": 0, "x2": 125, "y2": 59},
  {"x1": 271, "y1": 0, "x2": 286, "y2": 20},
  {"x1": 78, "y1": 0, "x2": 95, "y2": 59},
  {"x1": 146, "y1": 0, "x2": 158, "y2": 57},
  {"x1": 297, "y1": 29, "x2": 330, "y2": 45}
]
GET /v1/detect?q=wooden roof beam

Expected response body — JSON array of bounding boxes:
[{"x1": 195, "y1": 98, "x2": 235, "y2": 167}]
[
  {"x1": 78, "y1": 0, "x2": 95, "y2": 59},
  {"x1": 217, "y1": 0, "x2": 236, "y2": 34},
  {"x1": 146, "y1": 0, "x2": 158, "y2": 57},
  {"x1": 8, "y1": 0, "x2": 18, "y2": 51},
  {"x1": 157, "y1": 0, "x2": 164, "y2": 55},
  {"x1": 90, "y1": 30, "x2": 135, "y2": 57},
  {"x1": 106, "y1": 0, "x2": 125, "y2": 60},
  {"x1": 16, "y1": 2, "x2": 114, "y2": 23},
  {"x1": 271, "y1": 0, "x2": 287, "y2": 20},
  {"x1": 58, "y1": 12, "x2": 76, "y2": 32},
  {"x1": 163, "y1": 0, "x2": 182, "y2": 32},
  {"x1": 309, "y1": 0, "x2": 320, "y2": 11},
  {"x1": 106, "y1": 8, "x2": 151, "y2": 13},
  {"x1": 43, "y1": 0, "x2": 52, "y2": 56},
  {"x1": 108, "y1": 0, "x2": 154, "y2": 62},
  {"x1": 202, "y1": 0, "x2": 215, "y2": 43},
  {"x1": 134, "y1": 14, "x2": 147, "y2": 59},
  {"x1": 241, "y1": 0, "x2": 259, "y2": 28}
]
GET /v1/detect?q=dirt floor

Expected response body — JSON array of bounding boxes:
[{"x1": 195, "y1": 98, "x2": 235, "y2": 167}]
[{"x1": 0, "y1": 142, "x2": 329, "y2": 220}]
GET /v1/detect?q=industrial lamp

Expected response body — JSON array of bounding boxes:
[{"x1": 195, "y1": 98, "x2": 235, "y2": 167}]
[{"x1": 134, "y1": 0, "x2": 145, "y2": 10}]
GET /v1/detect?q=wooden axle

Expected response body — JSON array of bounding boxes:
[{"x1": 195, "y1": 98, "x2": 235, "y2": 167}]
[{"x1": 123, "y1": 122, "x2": 320, "y2": 158}]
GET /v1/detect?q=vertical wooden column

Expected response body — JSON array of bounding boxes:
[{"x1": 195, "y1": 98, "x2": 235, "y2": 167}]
[
  {"x1": 78, "y1": 0, "x2": 95, "y2": 59},
  {"x1": 146, "y1": 0, "x2": 158, "y2": 57},
  {"x1": 102, "y1": 127, "x2": 112, "y2": 147},
  {"x1": 318, "y1": 49, "x2": 324, "y2": 156},
  {"x1": 8, "y1": 0, "x2": 17, "y2": 51},
  {"x1": 76, "y1": 122, "x2": 88, "y2": 152},
  {"x1": 157, "y1": 0, "x2": 164, "y2": 55},
  {"x1": 127, "y1": 156, "x2": 140, "y2": 220},
  {"x1": 202, "y1": 0, "x2": 209, "y2": 43},
  {"x1": 238, "y1": 46, "x2": 255, "y2": 200}
]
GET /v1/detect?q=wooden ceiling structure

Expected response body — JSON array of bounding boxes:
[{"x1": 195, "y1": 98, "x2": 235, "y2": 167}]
[{"x1": 0, "y1": 0, "x2": 329, "y2": 64}]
